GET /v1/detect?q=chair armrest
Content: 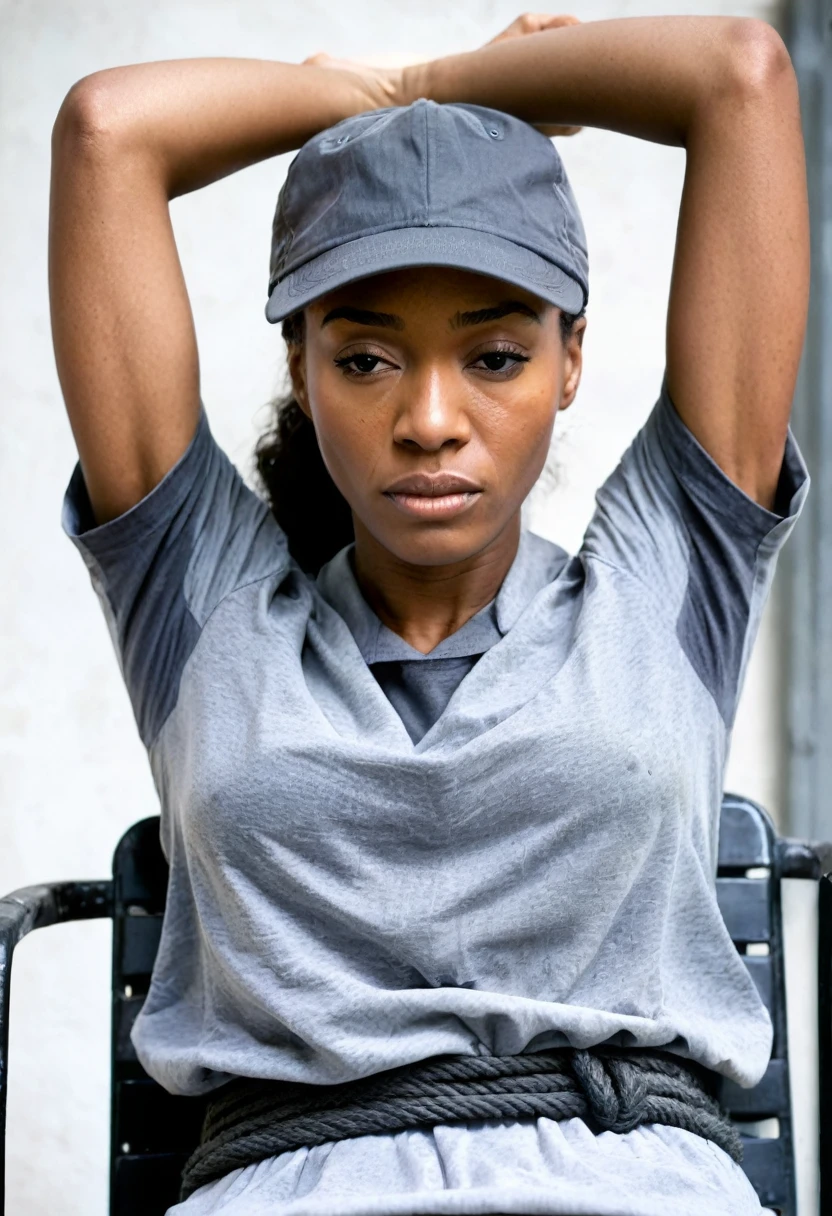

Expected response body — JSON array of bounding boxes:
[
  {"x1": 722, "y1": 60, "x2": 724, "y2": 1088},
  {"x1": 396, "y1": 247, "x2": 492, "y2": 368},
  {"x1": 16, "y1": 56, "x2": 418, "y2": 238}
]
[
  {"x1": 778, "y1": 838, "x2": 832, "y2": 879},
  {"x1": 0, "y1": 880, "x2": 112, "y2": 1214}
]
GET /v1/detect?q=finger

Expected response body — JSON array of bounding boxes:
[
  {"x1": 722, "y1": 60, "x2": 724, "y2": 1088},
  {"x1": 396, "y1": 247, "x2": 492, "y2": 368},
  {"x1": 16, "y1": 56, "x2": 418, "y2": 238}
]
[
  {"x1": 488, "y1": 12, "x2": 580, "y2": 44},
  {"x1": 488, "y1": 13, "x2": 553, "y2": 42}
]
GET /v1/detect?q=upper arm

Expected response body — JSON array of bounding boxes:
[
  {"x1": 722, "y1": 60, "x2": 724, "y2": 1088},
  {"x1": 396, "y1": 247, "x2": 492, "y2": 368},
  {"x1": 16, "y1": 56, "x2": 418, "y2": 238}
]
[
  {"x1": 49, "y1": 74, "x2": 201, "y2": 525},
  {"x1": 665, "y1": 20, "x2": 809, "y2": 509}
]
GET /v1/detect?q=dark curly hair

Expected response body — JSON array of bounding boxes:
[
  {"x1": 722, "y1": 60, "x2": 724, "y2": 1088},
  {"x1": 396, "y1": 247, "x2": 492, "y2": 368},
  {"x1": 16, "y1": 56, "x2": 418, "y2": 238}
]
[{"x1": 255, "y1": 307, "x2": 584, "y2": 574}]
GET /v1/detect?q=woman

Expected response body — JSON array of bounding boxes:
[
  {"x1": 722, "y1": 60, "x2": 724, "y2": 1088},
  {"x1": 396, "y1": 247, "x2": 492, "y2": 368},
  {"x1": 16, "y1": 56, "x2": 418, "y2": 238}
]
[{"x1": 49, "y1": 12, "x2": 809, "y2": 1216}]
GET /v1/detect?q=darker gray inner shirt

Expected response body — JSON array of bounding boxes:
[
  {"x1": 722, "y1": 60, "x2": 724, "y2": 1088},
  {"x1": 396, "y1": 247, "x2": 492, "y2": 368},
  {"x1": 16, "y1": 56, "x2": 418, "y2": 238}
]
[{"x1": 337, "y1": 560, "x2": 504, "y2": 744}]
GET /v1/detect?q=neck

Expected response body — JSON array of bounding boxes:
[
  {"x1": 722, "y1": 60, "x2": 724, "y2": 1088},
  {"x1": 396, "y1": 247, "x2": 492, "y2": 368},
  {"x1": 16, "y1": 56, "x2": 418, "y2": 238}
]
[{"x1": 352, "y1": 515, "x2": 521, "y2": 654}]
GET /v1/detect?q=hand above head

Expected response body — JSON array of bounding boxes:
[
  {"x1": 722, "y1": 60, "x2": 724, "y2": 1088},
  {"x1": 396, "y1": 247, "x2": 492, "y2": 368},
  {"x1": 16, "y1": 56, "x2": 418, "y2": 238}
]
[
  {"x1": 300, "y1": 52, "x2": 404, "y2": 114},
  {"x1": 301, "y1": 16, "x2": 584, "y2": 138}
]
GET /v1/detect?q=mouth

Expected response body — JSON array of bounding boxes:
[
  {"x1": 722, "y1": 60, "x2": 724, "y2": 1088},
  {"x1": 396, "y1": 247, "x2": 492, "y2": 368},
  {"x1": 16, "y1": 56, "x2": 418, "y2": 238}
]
[
  {"x1": 385, "y1": 491, "x2": 481, "y2": 519},
  {"x1": 382, "y1": 472, "x2": 484, "y2": 521}
]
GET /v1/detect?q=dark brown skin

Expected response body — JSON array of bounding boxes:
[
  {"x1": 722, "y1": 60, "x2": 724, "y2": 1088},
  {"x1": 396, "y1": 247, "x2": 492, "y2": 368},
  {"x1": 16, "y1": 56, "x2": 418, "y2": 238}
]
[
  {"x1": 290, "y1": 269, "x2": 584, "y2": 652},
  {"x1": 49, "y1": 14, "x2": 809, "y2": 653}
]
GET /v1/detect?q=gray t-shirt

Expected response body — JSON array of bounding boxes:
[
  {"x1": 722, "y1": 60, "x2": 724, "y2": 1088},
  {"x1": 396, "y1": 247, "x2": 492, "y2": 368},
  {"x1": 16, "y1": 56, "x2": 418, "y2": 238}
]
[{"x1": 63, "y1": 382, "x2": 807, "y2": 1215}]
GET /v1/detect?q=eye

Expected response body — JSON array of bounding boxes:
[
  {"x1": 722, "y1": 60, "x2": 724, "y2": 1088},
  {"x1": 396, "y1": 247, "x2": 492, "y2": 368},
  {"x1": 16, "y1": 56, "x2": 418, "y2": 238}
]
[
  {"x1": 334, "y1": 352, "x2": 392, "y2": 377},
  {"x1": 469, "y1": 347, "x2": 531, "y2": 376}
]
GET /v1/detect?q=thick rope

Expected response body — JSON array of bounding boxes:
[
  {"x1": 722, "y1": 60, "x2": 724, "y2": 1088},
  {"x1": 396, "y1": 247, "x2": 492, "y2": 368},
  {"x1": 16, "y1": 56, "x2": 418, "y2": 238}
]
[{"x1": 179, "y1": 1048, "x2": 742, "y2": 1200}]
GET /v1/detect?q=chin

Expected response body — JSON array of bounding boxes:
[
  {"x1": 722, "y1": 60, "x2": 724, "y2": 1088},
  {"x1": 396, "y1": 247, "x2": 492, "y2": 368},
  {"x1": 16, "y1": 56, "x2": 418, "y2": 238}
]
[{"x1": 373, "y1": 520, "x2": 510, "y2": 569}]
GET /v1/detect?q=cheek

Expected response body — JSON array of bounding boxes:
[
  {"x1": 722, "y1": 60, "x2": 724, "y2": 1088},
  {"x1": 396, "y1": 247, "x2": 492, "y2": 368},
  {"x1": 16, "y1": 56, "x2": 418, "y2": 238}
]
[
  {"x1": 476, "y1": 376, "x2": 559, "y2": 489},
  {"x1": 307, "y1": 383, "x2": 385, "y2": 501}
]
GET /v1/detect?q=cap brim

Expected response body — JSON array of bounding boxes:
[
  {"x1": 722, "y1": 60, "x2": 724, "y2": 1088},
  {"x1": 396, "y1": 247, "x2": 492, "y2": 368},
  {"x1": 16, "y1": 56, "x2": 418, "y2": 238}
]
[{"x1": 266, "y1": 227, "x2": 585, "y2": 323}]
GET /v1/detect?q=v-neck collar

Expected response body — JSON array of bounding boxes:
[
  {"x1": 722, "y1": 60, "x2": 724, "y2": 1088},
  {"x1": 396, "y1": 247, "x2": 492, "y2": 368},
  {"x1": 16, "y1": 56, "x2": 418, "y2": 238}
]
[{"x1": 316, "y1": 531, "x2": 568, "y2": 666}]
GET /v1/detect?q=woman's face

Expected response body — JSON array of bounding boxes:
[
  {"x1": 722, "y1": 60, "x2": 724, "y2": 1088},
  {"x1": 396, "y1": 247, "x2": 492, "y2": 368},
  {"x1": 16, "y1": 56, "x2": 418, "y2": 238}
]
[{"x1": 290, "y1": 266, "x2": 584, "y2": 569}]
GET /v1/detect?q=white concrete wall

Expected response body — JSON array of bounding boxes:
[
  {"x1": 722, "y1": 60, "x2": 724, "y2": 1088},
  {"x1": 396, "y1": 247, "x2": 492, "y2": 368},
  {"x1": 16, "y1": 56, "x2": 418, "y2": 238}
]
[{"x1": 0, "y1": 0, "x2": 783, "y2": 1211}]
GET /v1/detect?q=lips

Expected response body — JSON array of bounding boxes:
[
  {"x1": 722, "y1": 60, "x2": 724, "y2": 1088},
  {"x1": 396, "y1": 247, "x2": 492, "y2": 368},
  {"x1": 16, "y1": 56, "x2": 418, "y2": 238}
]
[
  {"x1": 382, "y1": 471, "x2": 483, "y2": 521},
  {"x1": 383, "y1": 471, "x2": 483, "y2": 496}
]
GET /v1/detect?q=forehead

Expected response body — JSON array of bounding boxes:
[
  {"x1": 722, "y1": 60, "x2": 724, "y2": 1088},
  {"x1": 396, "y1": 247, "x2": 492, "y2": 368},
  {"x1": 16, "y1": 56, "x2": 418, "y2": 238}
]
[{"x1": 306, "y1": 266, "x2": 550, "y2": 321}]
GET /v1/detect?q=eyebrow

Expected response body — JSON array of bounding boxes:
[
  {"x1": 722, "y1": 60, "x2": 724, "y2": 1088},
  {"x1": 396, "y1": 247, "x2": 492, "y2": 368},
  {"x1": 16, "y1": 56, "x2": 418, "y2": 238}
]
[
  {"x1": 319, "y1": 299, "x2": 543, "y2": 331},
  {"x1": 451, "y1": 301, "x2": 542, "y2": 328},
  {"x1": 320, "y1": 306, "x2": 405, "y2": 330}
]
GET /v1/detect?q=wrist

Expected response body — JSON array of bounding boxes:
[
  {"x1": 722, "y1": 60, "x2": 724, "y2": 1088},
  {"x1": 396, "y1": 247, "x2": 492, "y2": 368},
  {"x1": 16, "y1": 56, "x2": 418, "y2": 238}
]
[
  {"x1": 400, "y1": 57, "x2": 444, "y2": 107},
  {"x1": 303, "y1": 60, "x2": 408, "y2": 124}
]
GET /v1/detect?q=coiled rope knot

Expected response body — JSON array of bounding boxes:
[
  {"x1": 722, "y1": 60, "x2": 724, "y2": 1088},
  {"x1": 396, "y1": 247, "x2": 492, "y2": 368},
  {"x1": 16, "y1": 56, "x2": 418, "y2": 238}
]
[
  {"x1": 570, "y1": 1049, "x2": 649, "y2": 1134},
  {"x1": 179, "y1": 1047, "x2": 742, "y2": 1201},
  {"x1": 568, "y1": 1048, "x2": 741, "y2": 1154}
]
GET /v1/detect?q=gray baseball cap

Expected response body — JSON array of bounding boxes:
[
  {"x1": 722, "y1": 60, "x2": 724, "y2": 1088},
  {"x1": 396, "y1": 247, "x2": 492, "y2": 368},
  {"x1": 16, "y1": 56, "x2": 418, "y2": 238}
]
[{"x1": 266, "y1": 99, "x2": 588, "y2": 323}]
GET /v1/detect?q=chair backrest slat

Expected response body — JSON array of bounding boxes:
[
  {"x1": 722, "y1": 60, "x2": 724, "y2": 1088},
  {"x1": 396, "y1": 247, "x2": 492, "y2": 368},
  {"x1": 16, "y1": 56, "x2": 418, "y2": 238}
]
[
  {"x1": 117, "y1": 915, "x2": 163, "y2": 980},
  {"x1": 719, "y1": 1058, "x2": 789, "y2": 1117},
  {"x1": 743, "y1": 955, "x2": 773, "y2": 1015},
  {"x1": 716, "y1": 877, "x2": 771, "y2": 942},
  {"x1": 741, "y1": 1138, "x2": 792, "y2": 1212}
]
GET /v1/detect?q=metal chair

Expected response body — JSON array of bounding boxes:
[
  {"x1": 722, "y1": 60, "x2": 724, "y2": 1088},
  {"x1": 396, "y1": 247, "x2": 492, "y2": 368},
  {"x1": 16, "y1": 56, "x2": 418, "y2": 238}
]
[{"x1": 0, "y1": 794, "x2": 829, "y2": 1215}]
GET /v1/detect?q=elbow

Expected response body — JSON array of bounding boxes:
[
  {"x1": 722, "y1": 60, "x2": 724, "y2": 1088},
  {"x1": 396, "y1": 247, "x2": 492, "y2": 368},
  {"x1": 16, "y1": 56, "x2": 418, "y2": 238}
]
[
  {"x1": 720, "y1": 19, "x2": 796, "y2": 102},
  {"x1": 52, "y1": 71, "x2": 134, "y2": 158}
]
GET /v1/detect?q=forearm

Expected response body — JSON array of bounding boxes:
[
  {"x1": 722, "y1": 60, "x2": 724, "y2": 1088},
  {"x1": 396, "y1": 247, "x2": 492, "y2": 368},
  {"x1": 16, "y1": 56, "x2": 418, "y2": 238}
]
[
  {"x1": 408, "y1": 16, "x2": 788, "y2": 146},
  {"x1": 53, "y1": 58, "x2": 386, "y2": 197}
]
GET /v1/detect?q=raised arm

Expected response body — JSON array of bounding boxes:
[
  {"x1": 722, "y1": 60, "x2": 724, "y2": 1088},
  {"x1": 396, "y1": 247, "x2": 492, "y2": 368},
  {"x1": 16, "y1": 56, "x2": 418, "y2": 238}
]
[
  {"x1": 408, "y1": 16, "x2": 809, "y2": 508},
  {"x1": 49, "y1": 60, "x2": 394, "y2": 524}
]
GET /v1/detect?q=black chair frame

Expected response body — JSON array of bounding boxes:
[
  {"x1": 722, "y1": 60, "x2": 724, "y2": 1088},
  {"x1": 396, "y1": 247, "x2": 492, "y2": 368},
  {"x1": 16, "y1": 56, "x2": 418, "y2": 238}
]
[{"x1": 0, "y1": 795, "x2": 829, "y2": 1215}]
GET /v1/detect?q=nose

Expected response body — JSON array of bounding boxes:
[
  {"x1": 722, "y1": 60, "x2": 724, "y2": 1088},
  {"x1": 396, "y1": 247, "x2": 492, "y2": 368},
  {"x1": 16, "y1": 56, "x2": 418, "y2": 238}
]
[{"x1": 391, "y1": 366, "x2": 471, "y2": 452}]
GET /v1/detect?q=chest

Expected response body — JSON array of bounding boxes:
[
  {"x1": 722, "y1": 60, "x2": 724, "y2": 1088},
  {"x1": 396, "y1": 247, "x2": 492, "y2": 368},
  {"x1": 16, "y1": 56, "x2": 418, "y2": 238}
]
[{"x1": 155, "y1": 565, "x2": 723, "y2": 886}]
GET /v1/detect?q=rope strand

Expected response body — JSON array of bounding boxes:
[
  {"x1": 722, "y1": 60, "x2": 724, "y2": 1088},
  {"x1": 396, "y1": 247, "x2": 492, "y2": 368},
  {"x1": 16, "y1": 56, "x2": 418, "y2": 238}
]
[{"x1": 180, "y1": 1047, "x2": 742, "y2": 1200}]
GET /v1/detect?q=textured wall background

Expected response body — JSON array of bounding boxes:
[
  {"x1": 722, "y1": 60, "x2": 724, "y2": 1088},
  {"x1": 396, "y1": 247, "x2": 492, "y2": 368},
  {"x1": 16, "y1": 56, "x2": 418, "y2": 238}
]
[{"x1": 0, "y1": 0, "x2": 782, "y2": 1210}]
